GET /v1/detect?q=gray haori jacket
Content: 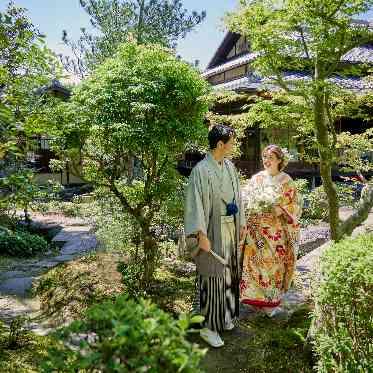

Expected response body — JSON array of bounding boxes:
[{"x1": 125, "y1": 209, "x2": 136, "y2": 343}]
[{"x1": 184, "y1": 153, "x2": 245, "y2": 277}]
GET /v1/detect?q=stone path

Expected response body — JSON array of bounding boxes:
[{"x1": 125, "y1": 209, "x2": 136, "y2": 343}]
[{"x1": 0, "y1": 213, "x2": 98, "y2": 333}]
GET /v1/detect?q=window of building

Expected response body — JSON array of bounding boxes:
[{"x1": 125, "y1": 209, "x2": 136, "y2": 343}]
[
  {"x1": 208, "y1": 73, "x2": 225, "y2": 84},
  {"x1": 39, "y1": 137, "x2": 51, "y2": 150},
  {"x1": 224, "y1": 65, "x2": 247, "y2": 81}
]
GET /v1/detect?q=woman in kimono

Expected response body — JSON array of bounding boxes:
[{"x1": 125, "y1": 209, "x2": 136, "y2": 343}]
[{"x1": 240, "y1": 145, "x2": 302, "y2": 316}]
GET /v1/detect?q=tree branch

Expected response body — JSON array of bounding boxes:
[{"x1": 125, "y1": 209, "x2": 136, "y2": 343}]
[
  {"x1": 299, "y1": 27, "x2": 310, "y2": 60},
  {"x1": 156, "y1": 155, "x2": 169, "y2": 180},
  {"x1": 110, "y1": 180, "x2": 139, "y2": 219},
  {"x1": 327, "y1": 0, "x2": 347, "y2": 19}
]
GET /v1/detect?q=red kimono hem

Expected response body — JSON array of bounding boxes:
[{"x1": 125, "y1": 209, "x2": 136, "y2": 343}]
[{"x1": 241, "y1": 299, "x2": 281, "y2": 308}]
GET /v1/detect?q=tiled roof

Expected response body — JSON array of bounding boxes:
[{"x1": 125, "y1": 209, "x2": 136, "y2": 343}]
[
  {"x1": 212, "y1": 74, "x2": 263, "y2": 92},
  {"x1": 213, "y1": 71, "x2": 373, "y2": 93},
  {"x1": 35, "y1": 79, "x2": 71, "y2": 97},
  {"x1": 342, "y1": 44, "x2": 373, "y2": 64},
  {"x1": 203, "y1": 45, "x2": 373, "y2": 78},
  {"x1": 202, "y1": 53, "x2": 259, "y2": 78}
]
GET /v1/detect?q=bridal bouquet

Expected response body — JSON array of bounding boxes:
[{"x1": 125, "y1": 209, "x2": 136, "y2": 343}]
[{"x1": 243, "y1": 181, "x2": 281, "y2": 216}]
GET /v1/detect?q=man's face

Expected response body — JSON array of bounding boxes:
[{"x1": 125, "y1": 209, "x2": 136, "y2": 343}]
[{"x1": 218, "y1": 136, "x2": 235, "y2": 157}]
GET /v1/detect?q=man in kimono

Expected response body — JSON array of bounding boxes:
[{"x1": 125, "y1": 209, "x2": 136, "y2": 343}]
[{"x1": 184, "y1": 124, "x2": 246, "y2": 348}]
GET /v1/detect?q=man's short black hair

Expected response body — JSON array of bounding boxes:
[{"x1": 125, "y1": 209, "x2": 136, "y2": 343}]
[{"x1": 208, "y1": 125, "x2": 236, "y2": 150}]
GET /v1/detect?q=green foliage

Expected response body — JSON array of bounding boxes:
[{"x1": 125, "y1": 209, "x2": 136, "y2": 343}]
[
  {"x1": 0, "y1": 169, "x2": 62, "y2": 223},
  {"x1": 0, "y1": 2, "x2": 62, "y2": 228},
  {"x1": 226, "y1": 0, "x2": 373, "y2": 83},
  {"x1": 292, "y1": 178, "x2": 309, "y2": 196},
  {"x1": 0, "y1": 102, "x2": 19, "y2": 161},
  {"x1": 0, "y1": 1, "x2": 60, "y2": 131},
  {"x1": 1, "y1": 170, "x2": 38, "y2": 218},
  {"x1": 312, "y1": 234, "x2": 373, "y2": 372},
  {"x1": 200, "y1": 307, "x2": 314, "y2": 372},
  {"x1": 0, "y1": 321, "x2": 55, "y2": 373},
  {"x1": 0, "y1": 228, "x2": 48, "y2": 257},
  {"x1": 62, "y1": 0, "x2": 206, "y2": 77},
  {"x1": 90, "y1": 192, "x2": 140, "y2": 252},
  {"x1": 117, "y1": 260, "x2": 144, "y2": 298},
  {"x1": 7, "y1": 316, "x2": 31, "y2": 350},
  {"x1": 337, "y1": 129, "x2": 373, "y2": 173},
  {"x1": 225, "y1": 0, "x2": 373, "y2": 241},
  {"x1": 303, "y1": 183, "x2": 357, "y2": 220},
  {"x1": 42, "y1": 295, "x2": 206, "y2": 372},
  {"x1": 305, "y1": 186, "x2": 329, "y2": 220},
  {"x1": 49, "y1": 42, "x2": 209, "y2": 284}
]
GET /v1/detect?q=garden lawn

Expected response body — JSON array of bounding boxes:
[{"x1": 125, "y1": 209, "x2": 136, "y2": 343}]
[
  {"x1": 199, "y1": 307, "x2": 314, "y2": 373},
  {"x1": 0, "y1": 332, "x2": 54, "y2": 373},
  {"x1": 34, "y1": 249, "x2": 315, "y2": 372}
]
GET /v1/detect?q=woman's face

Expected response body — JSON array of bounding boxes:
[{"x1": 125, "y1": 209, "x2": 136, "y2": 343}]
[{"x1": 262, "y1": 151, "x2": 281, "y2": 174}]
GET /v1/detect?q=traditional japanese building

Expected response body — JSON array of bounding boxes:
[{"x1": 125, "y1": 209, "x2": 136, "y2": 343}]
[
  {"x1": 31, "y1": 79, "x2": 83, "y2": 185},
  {"x1": 197, "y1": 29, "x2": 373, "y2": 182}
]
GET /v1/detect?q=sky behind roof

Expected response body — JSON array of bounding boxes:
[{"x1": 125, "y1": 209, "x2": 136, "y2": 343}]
[{"x1": 1, "y1": 1, "x2": 373, "y2": 71}]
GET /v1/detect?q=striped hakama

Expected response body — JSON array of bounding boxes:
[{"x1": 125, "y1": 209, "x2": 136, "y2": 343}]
[{"x1": 195, "y1": 216, "x2": 239, "y2": 332}]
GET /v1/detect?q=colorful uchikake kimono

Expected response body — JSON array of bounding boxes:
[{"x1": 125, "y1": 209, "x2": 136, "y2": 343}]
[
  {"x1": 240, "y1": 171, "x2": 302, "y2": 310},
  {"x1": 184, "y1": 153, "x2": 245, "y2": 332}
]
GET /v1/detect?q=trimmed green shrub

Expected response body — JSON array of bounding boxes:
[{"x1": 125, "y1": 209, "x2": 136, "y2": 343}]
[
  {"x1": 0, "y1": 228, "x2": 48, "y2": 257},
  {"x1": 42, "y1": 295, "x2": 205, "y2": 372},
  {"x1": 304, "y1": 183, "x2": 356, "y2": 220},
  {"x1": 312, "y1": 234, "x2": 373, "y2": 372},
  {"x1": 293, "y1": 178, "x2": 310, "y2": 196}
]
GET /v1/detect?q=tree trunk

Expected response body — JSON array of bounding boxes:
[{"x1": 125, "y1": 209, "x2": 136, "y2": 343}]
[
  {"x1": 141, "y1": 223, "x2": 158, "y2": 287},
  {"x1": 136, "y1": 0, "x2": 145, "y2": 44},
  {"x1": 313, "y1": 88, "x2": 340, "y2": 241}
]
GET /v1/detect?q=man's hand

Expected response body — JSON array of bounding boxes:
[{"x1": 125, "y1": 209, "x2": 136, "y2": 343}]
[
  {"x1": 240, "y1": 226, "x2": 247, "y2": 242},
  {"x1": 198, "y1": 232, "x2": 211, "y2": 252}
]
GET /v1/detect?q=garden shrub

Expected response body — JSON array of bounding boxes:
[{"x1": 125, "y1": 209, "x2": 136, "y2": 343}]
[
  {"x1": 117, "y1": 259, "x2": 144, "y2": 298},
  {"x1": 33, "y1": 254, "x2": 125, "y2": 324},
  {"x1": 305, "y1": 186, "x2": 329, "y2": 220},
  {"x1": 293, "y1": 178, "x2": 310, "y2": 196},
  {"x1": 303, "y1": 183, "x2": 356, "y2": 220},
  {"x1": 312, "y1": 234, "x2": 373, "y2": 372},
  {"x1": 42, "y1": 295, "x2": 205, "y2": 373},
  {"x1": 0, "y1": 228, "x2": 48, "y2": 257},
  {"x1": 6, "y1": 316, "x2": 31, "y2": 349}
]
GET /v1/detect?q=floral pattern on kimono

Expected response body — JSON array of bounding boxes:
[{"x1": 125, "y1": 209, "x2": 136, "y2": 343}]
[{"x1": 240, "y1": 171, "x2": 302, "y2": 308}]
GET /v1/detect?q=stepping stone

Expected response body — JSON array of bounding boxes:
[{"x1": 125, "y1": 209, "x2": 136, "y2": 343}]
[
  {"x1": 0, "y1": 296, "x2": 40, "y2": 324},
  {"x1": 34, "y1": 259, "x2": 62, "y2": 269},
  {"x1": 0, "y1": 277, "x2": 34, "y2": 297},
  {"x1": 52, "y1": 255, "x2": 76, "y2": 262},
  {"x1": 0, "y1": 212, "x2": 99, "y2": 332},
  {"x1": 52, "y1": 226, "x2": 92, "y2": 242},
  {"x1": 0, "y1": 270, "x2": 27, "y2": 279},
  {"x1": 282, "y1": 289, "x2": 306, "y2": 306},
  {"x1": 59, "y1": 237, "x2": 97, "y2": 255}
]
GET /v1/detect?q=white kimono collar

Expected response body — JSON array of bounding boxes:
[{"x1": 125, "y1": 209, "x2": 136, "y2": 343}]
[{"x1": 206, "y1": 152, "x2": 226, "y2": 173}]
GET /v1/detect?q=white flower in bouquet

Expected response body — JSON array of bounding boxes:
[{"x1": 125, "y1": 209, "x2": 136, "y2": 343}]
[{"x1": 244, "y1": 181, "x2": 281, "y2": 216}]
